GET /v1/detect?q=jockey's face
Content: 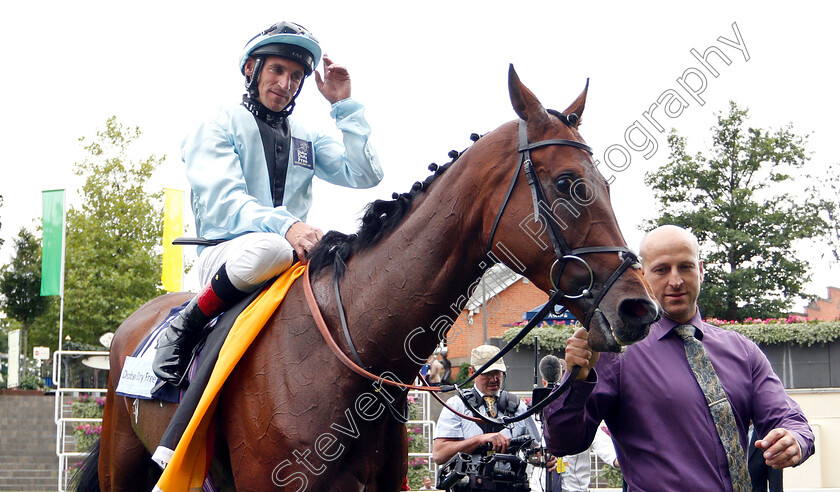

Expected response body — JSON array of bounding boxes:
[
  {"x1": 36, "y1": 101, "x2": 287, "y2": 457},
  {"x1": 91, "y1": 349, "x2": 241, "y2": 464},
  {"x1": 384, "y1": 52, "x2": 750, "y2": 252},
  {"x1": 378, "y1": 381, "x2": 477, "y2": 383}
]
[{"x1": 245, "y1": 55, "x2": 305, "y2": 112}]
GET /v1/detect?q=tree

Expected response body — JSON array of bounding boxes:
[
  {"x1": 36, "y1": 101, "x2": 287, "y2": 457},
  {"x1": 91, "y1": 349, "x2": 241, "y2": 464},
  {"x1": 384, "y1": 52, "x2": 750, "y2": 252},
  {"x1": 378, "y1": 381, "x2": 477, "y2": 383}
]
[
  {"x1": 0, "y1": 194, "x2": 4, "y2": 248},
  {"x1": 58, "y1": 117, "x2": 165, "y2": 344},
  {"x1": 643, "y1": 101, "x2": 828, "y2": 321},
  {"x1": 810, "y1": 162, "x2": 840, "y2": 262},
  {"x1": 0, "y1": 227, "x2": 50, "y2": 361}
]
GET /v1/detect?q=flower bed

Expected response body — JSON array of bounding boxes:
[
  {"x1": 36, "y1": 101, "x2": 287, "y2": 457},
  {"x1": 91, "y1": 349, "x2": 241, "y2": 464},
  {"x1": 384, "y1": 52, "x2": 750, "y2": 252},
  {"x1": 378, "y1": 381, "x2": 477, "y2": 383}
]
[
  {"x1": 708, "y1": 316, "x2": 840, "y2": 346},
  {"x1": 70, "y1": 394, "x2": 105, "y2": 452}
]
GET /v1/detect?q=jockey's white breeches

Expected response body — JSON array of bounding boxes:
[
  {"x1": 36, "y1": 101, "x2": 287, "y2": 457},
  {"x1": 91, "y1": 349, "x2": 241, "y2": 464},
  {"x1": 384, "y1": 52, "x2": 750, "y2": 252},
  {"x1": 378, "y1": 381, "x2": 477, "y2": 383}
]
[{"x1": 196, "y1": 233, "x2": 295, "y2": 293}]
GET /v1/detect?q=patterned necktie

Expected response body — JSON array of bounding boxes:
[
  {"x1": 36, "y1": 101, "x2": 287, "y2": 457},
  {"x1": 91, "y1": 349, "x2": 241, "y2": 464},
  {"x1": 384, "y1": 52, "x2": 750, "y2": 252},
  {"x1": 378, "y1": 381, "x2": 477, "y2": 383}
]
[
  {"x1": 483, "y1": 395, "x2": 498, "y2": 418},
  {"x1": 674, "y1": 324, "x2": 752, "y2": 492}
]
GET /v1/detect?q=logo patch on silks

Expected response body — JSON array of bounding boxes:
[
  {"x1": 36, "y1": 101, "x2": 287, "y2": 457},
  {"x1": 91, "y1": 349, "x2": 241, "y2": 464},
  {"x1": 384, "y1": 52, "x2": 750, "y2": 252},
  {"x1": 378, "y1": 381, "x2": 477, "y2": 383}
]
[{"x1": 292, "y1": 138, "x2": 314, "y2": 169}]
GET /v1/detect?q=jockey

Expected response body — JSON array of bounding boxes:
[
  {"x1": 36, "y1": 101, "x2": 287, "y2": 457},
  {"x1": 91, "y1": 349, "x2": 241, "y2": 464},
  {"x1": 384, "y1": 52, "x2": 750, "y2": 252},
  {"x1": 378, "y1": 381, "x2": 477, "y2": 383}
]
[{"x1": 153, "y1": 21, "x2": 383, "y2": 389}]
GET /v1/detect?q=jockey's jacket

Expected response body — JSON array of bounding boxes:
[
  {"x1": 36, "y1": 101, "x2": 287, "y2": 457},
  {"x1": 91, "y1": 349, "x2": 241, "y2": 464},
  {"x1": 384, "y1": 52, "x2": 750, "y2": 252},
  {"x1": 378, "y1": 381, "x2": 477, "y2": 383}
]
[{"x1": 183, "y1": 97, "x2": 383, "y2": 252}]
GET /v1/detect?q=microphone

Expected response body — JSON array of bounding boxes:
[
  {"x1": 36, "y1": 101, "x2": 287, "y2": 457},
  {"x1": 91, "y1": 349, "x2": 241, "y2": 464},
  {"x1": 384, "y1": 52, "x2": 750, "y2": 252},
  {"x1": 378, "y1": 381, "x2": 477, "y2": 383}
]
[
  {"x1": 531, "y1": 355, "x2": 565, "y2": 407},
  {"x1": 540, "y1": 355, "x2": 564, "y2": 386}
]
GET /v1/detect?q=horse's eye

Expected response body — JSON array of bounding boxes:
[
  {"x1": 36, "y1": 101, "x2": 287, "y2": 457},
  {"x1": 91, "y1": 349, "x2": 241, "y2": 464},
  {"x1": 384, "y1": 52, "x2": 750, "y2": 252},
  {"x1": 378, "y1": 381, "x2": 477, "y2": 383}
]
[{"x1": 555, "y1": 176, "x2": 574, "y2": 195}]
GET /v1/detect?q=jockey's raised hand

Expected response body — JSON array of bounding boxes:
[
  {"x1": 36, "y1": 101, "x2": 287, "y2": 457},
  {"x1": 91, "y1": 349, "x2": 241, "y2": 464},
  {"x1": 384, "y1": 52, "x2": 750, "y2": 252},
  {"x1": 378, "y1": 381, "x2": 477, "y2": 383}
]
[{"x1": 315, "y1": 55, "x2": 351, "y2": 104}]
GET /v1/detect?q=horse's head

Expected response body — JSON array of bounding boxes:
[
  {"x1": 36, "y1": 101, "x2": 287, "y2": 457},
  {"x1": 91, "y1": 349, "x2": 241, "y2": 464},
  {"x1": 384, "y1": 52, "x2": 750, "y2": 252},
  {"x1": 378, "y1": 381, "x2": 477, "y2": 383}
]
[{"x1": 479, "y1": 66, "x2": 660, "y2": 352}]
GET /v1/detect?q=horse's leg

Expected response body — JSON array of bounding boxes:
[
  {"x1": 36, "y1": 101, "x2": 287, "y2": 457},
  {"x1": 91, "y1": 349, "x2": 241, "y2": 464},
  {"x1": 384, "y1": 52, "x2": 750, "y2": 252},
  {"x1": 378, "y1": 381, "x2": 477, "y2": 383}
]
[
  {"x1": 99, "y1": 380, "x2": 159, "y2": 491},
  {"x1": 376, "y1": 424, "x2": 408, "y2": 492},
  {"x1": 99, "y1": 292, "x2": 192, "y2": 491}
]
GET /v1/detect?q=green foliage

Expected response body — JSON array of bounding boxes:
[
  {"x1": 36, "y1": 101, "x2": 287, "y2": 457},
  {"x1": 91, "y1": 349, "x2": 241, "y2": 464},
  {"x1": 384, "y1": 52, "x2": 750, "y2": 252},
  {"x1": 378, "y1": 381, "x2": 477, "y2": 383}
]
[
  {"x1": 71, "y1": 394, "x2": 105, "y2": 452},
  {"x1": 501, "y1": 323, "x2": 578, "y2": 353},
  {"x1": 643, "y1": 102, "x2": 828, "y2": 321},
  {"x1": 708, "y1": 317, "x2": 840, "y2": 346},
  {"x1": 0, "y1": 227, "x2": 50, "y2": 358},
  {"x1": 599, "y1": 463, "x2": 624, "y2": 487},
  {"x1": 18, "y1": 371, "x2": 46, "y2": 390},
  {"x1": 47, "y1": 117, "x2": 165, "y2": 345},
  {"x1": 806, "y1": 161, "x2": 840, "y2": 262},
  {"x1": 454, "y1": 362, "x2": 474, "y2": 388},
  {"x1": 406, "y1": 465, "x2": 433, "y2": 490},
  {"x1": 405, "y1": 398, "x2": 433, "y2": 489}
]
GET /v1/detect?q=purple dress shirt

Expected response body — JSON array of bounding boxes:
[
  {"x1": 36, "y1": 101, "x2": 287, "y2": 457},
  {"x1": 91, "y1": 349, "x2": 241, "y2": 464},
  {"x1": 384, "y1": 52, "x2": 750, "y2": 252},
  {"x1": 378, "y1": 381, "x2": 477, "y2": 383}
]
[{"x1": 543, "y1": 312, "x2": 814, "y2": 492}]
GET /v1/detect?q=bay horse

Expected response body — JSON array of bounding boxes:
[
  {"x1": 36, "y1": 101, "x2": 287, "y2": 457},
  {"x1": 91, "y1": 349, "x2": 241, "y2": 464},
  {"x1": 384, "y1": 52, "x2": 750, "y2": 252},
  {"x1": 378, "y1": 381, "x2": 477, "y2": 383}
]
[{"x1": 81, "y1": 66, "x2": 659, "y2": 491}]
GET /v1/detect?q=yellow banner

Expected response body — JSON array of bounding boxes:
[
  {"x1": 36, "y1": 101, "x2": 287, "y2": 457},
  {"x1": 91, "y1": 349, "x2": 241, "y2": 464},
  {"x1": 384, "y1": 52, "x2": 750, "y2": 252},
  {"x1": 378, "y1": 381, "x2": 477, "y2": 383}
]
[{"x1": 162, "y1": 188, "x2": 184, "y2": 292}]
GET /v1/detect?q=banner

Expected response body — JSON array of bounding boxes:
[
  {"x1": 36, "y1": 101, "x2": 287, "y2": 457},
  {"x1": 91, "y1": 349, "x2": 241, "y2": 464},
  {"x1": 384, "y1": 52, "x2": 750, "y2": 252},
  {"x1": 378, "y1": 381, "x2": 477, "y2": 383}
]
[
  {"x1": 41, "y1": 189, "x2": 65, "y2": 296},
  {"x1": 162, "y1": 188, "x2": 184, "y2": 292},
  {"x1": 8, "y1": 330, "x2": 20, "y2": 388}
]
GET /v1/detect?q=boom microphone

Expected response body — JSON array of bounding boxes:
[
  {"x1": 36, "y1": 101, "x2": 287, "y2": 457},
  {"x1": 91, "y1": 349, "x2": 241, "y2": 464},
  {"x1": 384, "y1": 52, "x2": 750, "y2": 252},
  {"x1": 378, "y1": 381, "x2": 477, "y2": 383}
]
[
  {"x1": 531, "y1": 355, "x2": 566, "y2": 408},
  {"x1": 539, "y1": 355, "x2": 564, "y2": 386}
]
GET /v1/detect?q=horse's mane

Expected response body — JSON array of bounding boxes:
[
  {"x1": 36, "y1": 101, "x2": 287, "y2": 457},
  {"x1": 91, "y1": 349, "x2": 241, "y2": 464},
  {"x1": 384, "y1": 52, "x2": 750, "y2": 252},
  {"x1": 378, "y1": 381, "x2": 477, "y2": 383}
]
[{"x1": 308, "y1": 135, "x2": 481, "y2": 278}]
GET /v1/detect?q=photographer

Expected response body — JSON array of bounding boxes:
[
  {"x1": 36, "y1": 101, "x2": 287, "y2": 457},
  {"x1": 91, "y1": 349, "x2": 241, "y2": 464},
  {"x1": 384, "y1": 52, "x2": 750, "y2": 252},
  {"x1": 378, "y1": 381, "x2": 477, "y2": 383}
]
[
  {"x1": 434, "y1": 345, "x2": 554, "y2": 491},
  {"x1": 433, "y1": 345, "x2": 540, "y2": 464}
]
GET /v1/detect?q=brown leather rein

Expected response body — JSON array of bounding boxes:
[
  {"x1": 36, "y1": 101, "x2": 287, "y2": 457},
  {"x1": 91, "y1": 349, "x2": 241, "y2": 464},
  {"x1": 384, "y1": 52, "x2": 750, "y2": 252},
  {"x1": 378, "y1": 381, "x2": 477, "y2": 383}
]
[
  {"x1": 302, "y1": 264, "x2": 488, "y2": 423},
  {"x1": 304, "y1": 264, "x2": 440, "y2": 392}
]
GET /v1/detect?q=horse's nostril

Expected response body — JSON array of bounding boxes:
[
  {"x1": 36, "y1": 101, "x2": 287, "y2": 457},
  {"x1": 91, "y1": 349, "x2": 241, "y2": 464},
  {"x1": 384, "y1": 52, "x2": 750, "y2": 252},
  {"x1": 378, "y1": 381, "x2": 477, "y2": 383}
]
[
  {"x1": 630, "y1": 302, "x2": 649, "y2": 317},
  {"x1": 619, "y1": 298, "x2": 658, "y2": 323}
]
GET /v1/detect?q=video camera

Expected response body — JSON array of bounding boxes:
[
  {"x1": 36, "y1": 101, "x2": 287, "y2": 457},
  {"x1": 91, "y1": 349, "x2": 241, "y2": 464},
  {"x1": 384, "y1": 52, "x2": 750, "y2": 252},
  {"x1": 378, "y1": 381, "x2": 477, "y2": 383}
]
[{"x1": 437, "y1": 435, "x2": 544, "y2": 491}]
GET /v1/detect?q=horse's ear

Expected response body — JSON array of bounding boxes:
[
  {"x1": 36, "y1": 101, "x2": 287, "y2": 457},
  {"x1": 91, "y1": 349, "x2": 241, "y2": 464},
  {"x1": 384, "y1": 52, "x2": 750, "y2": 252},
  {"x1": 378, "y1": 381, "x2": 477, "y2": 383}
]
[
  {"x1": 508, "y1": 64, "x2": 546, "y2": 122},
  {"x1": 562, "y1": 79, "x2": 589, "y2": 129}
]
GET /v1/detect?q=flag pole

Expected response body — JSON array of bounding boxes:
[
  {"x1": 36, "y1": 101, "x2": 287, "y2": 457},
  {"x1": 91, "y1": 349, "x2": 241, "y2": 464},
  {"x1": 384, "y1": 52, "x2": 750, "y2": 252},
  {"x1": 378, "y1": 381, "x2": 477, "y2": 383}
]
[
  {"x1": 41, "y1": 189, "x2": 67, "y2": 352},
  {"x1": 57, "y1": 190, "x2": 66, "y2": 353}
]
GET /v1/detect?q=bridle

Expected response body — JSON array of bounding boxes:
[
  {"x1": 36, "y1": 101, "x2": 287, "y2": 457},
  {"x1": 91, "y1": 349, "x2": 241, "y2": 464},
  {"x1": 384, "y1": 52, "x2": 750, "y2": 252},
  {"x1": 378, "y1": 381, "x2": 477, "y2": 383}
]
[
  {"x1": 486, "y1": 111, "x2": 641, "y2": 327},
  {"x1": 467, "y1": 112, "x2": 641, "y2": 382},
  {"x1": 303, "y1": 110, "x2": 643, "y2": 426}
]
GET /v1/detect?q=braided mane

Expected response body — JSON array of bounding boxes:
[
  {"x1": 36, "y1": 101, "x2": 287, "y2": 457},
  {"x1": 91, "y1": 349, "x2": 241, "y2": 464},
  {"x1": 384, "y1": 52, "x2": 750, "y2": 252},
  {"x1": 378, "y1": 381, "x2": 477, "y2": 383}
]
[{"x1": 308, "y1": 135, "x2": 482, "y2": 277}]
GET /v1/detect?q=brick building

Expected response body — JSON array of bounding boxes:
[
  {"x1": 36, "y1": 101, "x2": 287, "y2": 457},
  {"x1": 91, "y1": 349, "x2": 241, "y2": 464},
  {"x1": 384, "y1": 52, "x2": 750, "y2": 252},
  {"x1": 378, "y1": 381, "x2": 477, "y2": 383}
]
[
  {"x1": 443, "y1": 265, "x2": 549, "y2": 375},
  {"x1": 805, "y1": 286, "x2": 840, "y2": 321}
]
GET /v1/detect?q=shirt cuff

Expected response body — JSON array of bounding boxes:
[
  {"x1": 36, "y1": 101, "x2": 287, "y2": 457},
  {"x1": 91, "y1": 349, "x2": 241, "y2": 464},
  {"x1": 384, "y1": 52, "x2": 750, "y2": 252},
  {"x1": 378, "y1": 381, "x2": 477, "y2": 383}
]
[
  {"x1": 788, "y1": 430, "x2": 808, "y2": 466},
  {"x1": 565, "y1": 370, "x2": 598, "y2": 408},
  {"x1": 330, "y1": 97, "x2": 361, "y2": 120}
]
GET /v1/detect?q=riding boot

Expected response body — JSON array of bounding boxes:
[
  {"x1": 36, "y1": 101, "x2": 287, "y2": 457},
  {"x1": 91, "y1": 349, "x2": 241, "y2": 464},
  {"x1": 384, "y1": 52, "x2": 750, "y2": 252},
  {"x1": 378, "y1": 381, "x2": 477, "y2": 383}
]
[
  {"x1": 152, "y1": 295, "x2": 213, "y2": 387},
  {"x1": 153, "y1": 263, "x2": 249, "y2": 388}
]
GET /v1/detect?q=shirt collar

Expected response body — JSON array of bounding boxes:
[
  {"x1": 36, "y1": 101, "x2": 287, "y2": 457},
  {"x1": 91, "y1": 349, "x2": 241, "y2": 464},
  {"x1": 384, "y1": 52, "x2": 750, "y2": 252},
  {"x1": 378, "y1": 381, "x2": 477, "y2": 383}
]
[
  {"x1": 474, "y1": 387, "x2": 498, "y2": 399},
  {"x1": 655, "y1": 310, "x2": 706, "y2": 341}
]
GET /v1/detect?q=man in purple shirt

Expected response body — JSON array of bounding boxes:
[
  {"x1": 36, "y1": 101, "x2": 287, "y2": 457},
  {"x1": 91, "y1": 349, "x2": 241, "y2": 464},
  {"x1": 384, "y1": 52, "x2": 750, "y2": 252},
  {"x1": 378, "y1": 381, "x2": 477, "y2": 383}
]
[{"x1": 543, "y1": 225, "x2": 814, "y2": 491}]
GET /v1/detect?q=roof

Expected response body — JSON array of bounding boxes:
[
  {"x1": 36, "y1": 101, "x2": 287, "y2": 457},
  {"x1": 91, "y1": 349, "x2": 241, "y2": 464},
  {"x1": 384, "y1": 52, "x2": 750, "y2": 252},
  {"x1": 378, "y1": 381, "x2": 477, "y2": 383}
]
[{"x1": 464, "y1": 264, "x2": 522, "y2": 312}]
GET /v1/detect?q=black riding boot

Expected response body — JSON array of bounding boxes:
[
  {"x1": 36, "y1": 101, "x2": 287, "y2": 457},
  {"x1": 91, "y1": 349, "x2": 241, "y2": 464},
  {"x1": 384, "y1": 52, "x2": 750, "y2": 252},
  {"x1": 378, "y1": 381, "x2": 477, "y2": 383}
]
[
  {"x1": 152, "y1": 295, "x2": 213, "y2": 388},
  {"x1": 153, "y1": 264, "x2": 251, "y2": 388}
]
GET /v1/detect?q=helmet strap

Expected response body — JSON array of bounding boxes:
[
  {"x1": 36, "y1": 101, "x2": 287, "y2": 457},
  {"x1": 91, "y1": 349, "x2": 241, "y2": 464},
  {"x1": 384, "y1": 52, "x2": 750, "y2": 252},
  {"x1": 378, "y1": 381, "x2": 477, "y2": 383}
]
[{"x1": 245, "y1": 56, "x2": 265, "y2": 99}]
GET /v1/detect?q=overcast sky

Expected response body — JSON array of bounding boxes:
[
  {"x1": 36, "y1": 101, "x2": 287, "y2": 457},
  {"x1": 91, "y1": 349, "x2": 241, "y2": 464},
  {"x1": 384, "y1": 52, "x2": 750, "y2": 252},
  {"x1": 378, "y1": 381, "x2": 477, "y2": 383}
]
[{"x1": 1, "y1": 1, "x2": 837, "y2": 308}]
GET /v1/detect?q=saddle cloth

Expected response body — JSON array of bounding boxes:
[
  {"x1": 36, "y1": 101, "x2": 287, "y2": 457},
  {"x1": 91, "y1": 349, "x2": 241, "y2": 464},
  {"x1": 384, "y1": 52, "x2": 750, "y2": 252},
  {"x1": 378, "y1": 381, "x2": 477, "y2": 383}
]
[
  {"x1": 116, "y1": 303, "x2": 235, "y2": 404},
  {"x1": 115, "y1": 302, "x2": 207, "y2": 404},
  {"x1": 153, "y1": 263, "x2": 305, "y2": 492}
]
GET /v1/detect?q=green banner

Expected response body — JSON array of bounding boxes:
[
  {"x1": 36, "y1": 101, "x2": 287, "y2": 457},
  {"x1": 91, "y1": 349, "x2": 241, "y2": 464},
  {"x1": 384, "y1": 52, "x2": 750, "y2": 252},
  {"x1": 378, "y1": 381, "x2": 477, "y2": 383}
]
[{"x1": 41, "y1": 189, "x2": 65, "y2": 296}]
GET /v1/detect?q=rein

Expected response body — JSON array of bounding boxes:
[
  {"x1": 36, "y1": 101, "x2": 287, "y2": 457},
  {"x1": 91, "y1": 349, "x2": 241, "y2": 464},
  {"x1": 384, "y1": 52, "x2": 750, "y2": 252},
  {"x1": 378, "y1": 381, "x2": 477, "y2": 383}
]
[
  {"x1": 302, "y1": 265, "x2": 440, "y2": 392},
  {"x1": 303, "y1": 111, "x2": 640, "y2": 427}
]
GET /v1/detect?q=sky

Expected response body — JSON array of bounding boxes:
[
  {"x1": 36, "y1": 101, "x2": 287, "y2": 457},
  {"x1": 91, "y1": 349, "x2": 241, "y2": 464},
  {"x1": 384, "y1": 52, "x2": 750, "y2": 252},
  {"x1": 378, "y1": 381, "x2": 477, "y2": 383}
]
[{"x1": 0, "y1": 1, "x2": 837, "y2": 309}]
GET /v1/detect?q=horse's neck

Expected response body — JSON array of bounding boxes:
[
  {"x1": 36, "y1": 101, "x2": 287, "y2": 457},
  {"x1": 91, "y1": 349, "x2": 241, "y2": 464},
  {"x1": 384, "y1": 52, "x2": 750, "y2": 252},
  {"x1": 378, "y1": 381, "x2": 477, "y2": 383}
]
[{"x1": 337, "y1": 167, "x2": 489, "y2": 375}]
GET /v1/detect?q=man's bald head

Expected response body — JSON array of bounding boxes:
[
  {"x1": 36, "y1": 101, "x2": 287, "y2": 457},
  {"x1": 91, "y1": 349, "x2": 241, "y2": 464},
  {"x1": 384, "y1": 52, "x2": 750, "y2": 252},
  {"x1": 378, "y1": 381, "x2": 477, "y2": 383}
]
[
  {"x1": 640, "y1": 225, "x2": 704, "y2": 324},
  {"x1": 640, "y1": 225, "x2": 700, "y2": 268}
]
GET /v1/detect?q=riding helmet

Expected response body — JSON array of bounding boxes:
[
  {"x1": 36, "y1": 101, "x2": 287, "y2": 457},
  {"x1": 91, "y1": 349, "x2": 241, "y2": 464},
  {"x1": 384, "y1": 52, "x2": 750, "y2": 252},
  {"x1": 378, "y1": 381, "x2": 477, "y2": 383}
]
[{"x1": 239, "y1": 21, "x2": 322, "y2": 77}]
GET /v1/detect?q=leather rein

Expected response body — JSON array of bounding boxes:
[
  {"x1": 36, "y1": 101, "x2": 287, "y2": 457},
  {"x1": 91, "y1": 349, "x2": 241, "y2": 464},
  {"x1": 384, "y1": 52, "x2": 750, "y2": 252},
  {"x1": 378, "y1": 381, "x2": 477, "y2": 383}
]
[{"x1": 302, "y1": 111, "x2": 641, "y2": 426}]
